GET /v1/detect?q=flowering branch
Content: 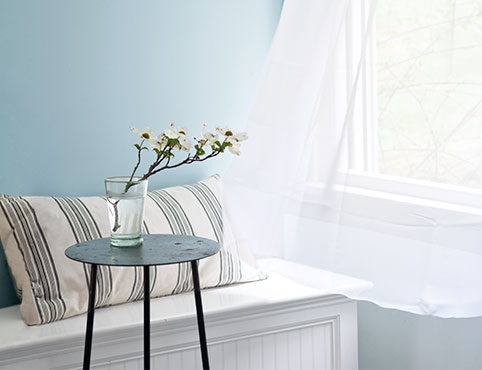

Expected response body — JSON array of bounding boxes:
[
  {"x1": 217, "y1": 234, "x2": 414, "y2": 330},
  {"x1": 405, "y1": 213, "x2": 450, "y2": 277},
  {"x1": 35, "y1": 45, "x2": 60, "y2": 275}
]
[{"x1": 127, "y1": 124, "x2": 247, "y2": 191}]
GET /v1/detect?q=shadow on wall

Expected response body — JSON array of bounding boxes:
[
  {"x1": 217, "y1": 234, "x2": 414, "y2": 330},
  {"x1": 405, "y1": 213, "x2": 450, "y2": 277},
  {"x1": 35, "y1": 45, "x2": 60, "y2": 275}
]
[
  {"x1": 0, "y1": 246, "x2": 19, "y2": 307},
  {"x1": 358, "y1": 301, "x2": 482, "y2": 370}
]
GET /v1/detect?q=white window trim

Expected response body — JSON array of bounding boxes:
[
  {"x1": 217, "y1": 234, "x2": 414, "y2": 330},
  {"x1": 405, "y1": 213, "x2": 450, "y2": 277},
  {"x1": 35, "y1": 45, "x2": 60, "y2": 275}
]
[
  {"x1": 342, "y1": 170, "x2": 482, "y2": 211},
  {"x1": 304, "y1": 170, "x2": 482, "y2": 224},
  {"x1": 346, "y1": 0, "x2": 378, "y2": 173}
]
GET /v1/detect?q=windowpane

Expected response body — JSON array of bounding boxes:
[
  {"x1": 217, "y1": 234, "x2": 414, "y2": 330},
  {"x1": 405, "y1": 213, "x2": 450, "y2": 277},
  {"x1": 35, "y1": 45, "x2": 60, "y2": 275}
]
[{"x1": 377, "y1": 0, "x2": 482, "y2": 189}]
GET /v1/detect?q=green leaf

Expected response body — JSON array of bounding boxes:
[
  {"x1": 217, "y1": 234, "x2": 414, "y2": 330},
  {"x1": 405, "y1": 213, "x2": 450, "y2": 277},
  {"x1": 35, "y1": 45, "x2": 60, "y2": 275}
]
[{"x1": 134, "y1": 144, "x2": 141, "y2": 150}]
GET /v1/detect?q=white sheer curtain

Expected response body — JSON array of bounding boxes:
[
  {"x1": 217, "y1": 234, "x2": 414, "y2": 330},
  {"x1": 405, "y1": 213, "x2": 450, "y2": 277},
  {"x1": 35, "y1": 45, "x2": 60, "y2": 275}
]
[{"x1": 224, "y1": 0, "x2": 482, "y2": 318}]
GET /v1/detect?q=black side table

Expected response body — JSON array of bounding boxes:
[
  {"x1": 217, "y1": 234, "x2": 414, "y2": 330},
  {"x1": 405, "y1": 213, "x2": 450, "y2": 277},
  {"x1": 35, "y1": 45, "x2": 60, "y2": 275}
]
[{"x1": 65, "y1": 234, "x2": 220, "y2": 370}]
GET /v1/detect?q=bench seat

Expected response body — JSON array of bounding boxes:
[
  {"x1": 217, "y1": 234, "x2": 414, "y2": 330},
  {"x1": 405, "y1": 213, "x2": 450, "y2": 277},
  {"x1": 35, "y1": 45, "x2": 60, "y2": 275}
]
[{"x1": 0, "y1": 259, "x2": 370, "y2": 370}]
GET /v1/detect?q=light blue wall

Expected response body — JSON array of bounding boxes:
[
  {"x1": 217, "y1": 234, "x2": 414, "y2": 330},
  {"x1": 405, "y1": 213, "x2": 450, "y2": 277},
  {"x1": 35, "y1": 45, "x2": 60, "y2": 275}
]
[
  {"x1": 359, "y1": 301, "x2": 482, "y2": 370},
  {"x1": 0, "y1": 0, "x2": 283, "y2": 196},
  {"x1": 0, "y1": 0, "x2": 283, "y2": 308}
]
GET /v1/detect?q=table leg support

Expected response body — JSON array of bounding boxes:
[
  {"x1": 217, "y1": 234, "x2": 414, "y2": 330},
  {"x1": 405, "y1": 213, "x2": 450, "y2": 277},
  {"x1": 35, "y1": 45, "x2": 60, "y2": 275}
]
[
  {"x1": 83, "y1": 264, "x2": 98, "y2": 370},
  {"x1": 191, "y1": 260, "x2": 210, "y2": 370},
  {"x1": 144, "y1": 266, "x2": 150, "y2": 370}
]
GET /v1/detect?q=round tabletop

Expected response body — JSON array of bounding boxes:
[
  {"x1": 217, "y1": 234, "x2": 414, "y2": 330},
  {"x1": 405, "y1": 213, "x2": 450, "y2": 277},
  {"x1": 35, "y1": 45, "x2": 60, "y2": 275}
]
[{"x1": 65, "y1": 234, "x2": 221, "y2": 267}]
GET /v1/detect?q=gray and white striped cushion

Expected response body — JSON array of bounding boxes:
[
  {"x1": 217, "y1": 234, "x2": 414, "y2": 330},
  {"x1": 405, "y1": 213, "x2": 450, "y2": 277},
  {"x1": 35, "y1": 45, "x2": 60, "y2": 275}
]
[{"x1": 0, "y1": 175, "x2": 266, "y2": 325}]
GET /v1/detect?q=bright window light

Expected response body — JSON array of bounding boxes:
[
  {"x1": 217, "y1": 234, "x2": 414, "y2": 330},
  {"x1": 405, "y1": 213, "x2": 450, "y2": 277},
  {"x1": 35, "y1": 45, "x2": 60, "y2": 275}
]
[{"x1": 377, "y1": 0, "x2": 482, "y2": 189}]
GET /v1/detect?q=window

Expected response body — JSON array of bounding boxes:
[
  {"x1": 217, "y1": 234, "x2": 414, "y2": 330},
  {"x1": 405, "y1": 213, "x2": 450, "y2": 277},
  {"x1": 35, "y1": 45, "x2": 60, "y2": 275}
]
[
  {"x1": 306, "y1": 0, "x2": 482, "y2": 213},
  {"x1": 376, "y1": 0, "x2": 482, "y2": 190}
]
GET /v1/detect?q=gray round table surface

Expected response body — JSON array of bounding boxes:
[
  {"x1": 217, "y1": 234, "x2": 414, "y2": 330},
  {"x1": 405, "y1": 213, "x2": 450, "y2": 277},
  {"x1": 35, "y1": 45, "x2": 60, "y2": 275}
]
[{"x1": 65, "y1": 234, "x2": 221, "y2": 266}]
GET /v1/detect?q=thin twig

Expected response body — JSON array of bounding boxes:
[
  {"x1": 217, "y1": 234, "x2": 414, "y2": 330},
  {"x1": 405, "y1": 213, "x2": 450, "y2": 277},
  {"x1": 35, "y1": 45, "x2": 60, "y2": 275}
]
[{"x1": 125, "y1": 139, "x2": 145, "y2": 192}]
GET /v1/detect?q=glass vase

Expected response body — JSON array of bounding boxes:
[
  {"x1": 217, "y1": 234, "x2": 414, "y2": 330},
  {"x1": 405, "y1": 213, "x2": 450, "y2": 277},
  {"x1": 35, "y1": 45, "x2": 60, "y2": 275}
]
[{"x1": 105, "y1": 177, "x2": 148, "y2": 247}]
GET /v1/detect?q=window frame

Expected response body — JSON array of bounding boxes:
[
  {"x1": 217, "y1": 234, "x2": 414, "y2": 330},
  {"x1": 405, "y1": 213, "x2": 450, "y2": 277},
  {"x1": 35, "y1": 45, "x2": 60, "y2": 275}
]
[{"x1": 309, "y1": 0, "x2": 482, "y2": 218}]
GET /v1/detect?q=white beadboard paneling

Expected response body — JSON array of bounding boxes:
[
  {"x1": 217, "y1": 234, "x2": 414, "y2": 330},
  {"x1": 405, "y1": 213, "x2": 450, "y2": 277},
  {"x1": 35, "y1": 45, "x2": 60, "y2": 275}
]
[
  {"x1": 288, "y1": 329, "x2": 302, "y2": 370},
  {"x1": 236, "y1": 338, "x2": 250, "y2": 369},
  {"x1": 170, "y1": 351, "x2": 186, "y2": 369},
  {"x1": 262, "y1": 334, "x2": 277, "y2": 369},
  {"x1": 222, "y1": 340, "x2": 238, "y2": 369},
  {"x1": 300, "y1": 326, "x2": 314, "y2": 369},
  {"x1": 208, "y1": 342, "x2": 224, "y2": 370},
  {"x1": 313, "y1": 323, "x2": 326, "y2": 369},
  {"x1": 248, "y1": 336, "x2": 264, "y2": 369},
  {"x1": 180, "y1": 348, "x2": 198, "y2": 370},
  {"x1": 274, "y1": 331, "x2": 289, "y2": 369},
  {"x1": 153, "y1": 351, "x2": 169, "y2": 369}
]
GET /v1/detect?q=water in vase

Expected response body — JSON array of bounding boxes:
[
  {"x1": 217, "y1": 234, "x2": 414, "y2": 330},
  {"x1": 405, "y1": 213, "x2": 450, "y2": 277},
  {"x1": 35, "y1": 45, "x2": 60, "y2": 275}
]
[{"x1": 105, "y1": 177, "x2": 148, "y2": 247}]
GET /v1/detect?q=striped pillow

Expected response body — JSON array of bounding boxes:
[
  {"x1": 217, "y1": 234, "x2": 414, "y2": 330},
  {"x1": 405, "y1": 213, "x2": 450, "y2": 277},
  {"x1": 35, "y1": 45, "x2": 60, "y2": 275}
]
[{"x1": 0, "y1": 175, "x2": 266, "y2": 325}]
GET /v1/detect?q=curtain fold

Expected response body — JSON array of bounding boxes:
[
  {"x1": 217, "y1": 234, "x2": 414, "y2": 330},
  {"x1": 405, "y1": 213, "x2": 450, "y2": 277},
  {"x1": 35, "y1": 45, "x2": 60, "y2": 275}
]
[{"x1": 224, "y1": 0, "x2": 351, "y2": 258}]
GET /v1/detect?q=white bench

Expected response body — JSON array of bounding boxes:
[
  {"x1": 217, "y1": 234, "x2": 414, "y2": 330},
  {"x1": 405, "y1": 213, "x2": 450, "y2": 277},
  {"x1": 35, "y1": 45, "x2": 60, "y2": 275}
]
[{"x1": 0, "y1": 259, "x2": 370, "y2": 370}]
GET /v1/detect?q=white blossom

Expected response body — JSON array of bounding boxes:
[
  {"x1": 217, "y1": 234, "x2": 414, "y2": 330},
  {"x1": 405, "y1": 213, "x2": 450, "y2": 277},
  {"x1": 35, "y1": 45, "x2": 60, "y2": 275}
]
[
  {"x1": 164, "y1": 123, "x2": 188, "y2": 139},
  {"x1": 176, "y1": 125, "x2": 188, "y2": 136},
  {"x1": 232, "y1": 132, "x2": 248, "y2": 142},
  {"x1": 163, "y1": 128, "x2": 178, "y2": 139},
  {"x1": 131, "y1": 126, "x2": 156, "y2": 140},
  {"x1": 148, "y1": 135, "x2": 167, "y2": 152},
  {"x1": 216, "y1": 126, "x2": 234, "y2": 136},
  {"x1": 224, "y1": 131, "x2": 247, "y2": 157},
  {"x1": 179, "y1": 135, "x2": 192, "y2": 151},
  {"x1": 228, "y1": 141, "x2": 241, "y2": 155},
  {"x1": 216, "y1": 127, "x2": 247, "y2": 143},
  {"x1": 202, "y1": 124, "x2": 218, "y2": 144}
]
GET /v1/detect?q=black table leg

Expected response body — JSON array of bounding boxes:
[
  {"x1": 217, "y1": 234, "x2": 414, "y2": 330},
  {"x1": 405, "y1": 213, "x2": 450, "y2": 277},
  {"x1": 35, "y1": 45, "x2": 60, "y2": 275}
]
[
  {"x1": 144, "y1": 266, "x2": 150, "y2": 370},
  {"x1": 83, "y1": 264, "x2": 98, "y2": 370},
  {"x1": 191, "y1": 260, "x2": 210, "y2": 370}
]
